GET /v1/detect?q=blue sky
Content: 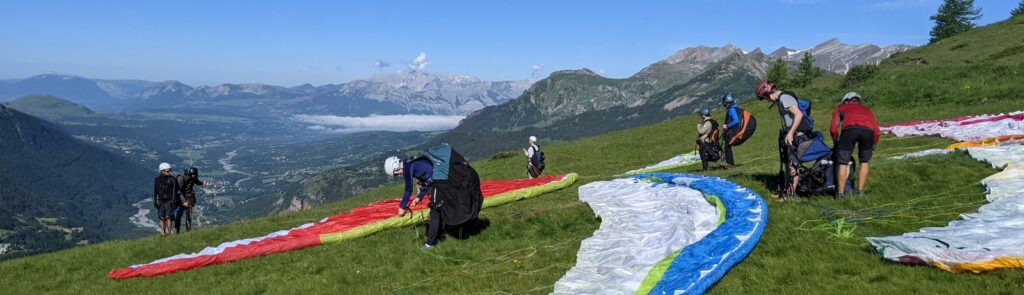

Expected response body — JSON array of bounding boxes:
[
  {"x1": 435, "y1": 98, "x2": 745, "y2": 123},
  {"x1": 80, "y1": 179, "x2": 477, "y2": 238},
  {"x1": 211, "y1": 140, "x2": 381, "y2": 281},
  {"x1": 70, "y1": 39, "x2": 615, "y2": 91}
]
[{"x1": 0, "y1": 0, "x2": 1017, "y2": 86}]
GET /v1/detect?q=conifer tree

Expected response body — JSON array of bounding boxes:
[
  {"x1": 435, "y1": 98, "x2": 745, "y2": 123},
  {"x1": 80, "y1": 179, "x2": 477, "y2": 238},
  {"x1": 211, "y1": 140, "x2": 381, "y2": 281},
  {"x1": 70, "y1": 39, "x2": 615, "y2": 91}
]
[
  {"x1": 766, "y1": 58, "x2": 790, "y2": 90},
  {"x1": 929, "y1": 0, "x2": 982, "y2": 43},
  {"x1": 791, "y1": 52, "x2": 822, "y2": 88}
]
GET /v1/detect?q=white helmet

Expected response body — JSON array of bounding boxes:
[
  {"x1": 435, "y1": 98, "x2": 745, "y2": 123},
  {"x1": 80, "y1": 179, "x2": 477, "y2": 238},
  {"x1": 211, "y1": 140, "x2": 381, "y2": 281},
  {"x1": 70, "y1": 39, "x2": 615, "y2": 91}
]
[
  {"x1": 158, "y1": 162, "x2": 172, "y2": 172},
  {"x1": 842, "y1": 92, "x2": 862, "y2": 103},
  {"x1": 529, "y1": 136, "x2": 537, "y2": 143},
  {"x1": 384, "y1": 156, "x2": 401, "y2": 176}
]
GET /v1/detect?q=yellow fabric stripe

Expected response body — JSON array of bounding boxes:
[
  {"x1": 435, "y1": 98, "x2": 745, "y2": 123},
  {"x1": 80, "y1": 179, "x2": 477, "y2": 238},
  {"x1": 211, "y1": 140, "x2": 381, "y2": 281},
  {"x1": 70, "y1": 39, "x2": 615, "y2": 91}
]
[
  {"x1": 634, "y1": 194, "x2": 727, "y2": 295},
  {"x1": 319, "y1": 173, "x2": 579, "y2": 244},
  {"x1": 930, "y1": 256, "x2": 1024, "y2": 273}
]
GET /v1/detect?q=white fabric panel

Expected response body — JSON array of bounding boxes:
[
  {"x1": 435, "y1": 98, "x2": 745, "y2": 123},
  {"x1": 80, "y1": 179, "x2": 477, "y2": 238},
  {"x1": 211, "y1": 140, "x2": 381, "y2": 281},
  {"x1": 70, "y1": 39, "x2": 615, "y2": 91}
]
[
  {"x1": 552, "y1": 179, "x2": 719, "y2": 294},
  {"x1": 623, "y1": 152, "x2": 701, "y2": 175},
  {"x1": 884, "y1": 111, "x2": 1024, "y2": 141},
  {"x1": 888, "y1": 148, "x2": 952, "y2": 160},
  {"x1": 868, "y1": 115, "x2": 1024, "y2": 270}
]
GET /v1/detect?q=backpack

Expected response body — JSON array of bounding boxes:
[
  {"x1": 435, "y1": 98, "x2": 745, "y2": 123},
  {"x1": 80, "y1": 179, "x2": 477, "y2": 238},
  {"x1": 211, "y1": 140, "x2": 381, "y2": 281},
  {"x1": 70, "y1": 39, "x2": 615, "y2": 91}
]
[
  {"x1": 726, "y1": 107, "x2": 757, "y2": 146},
  {"x1": 530, "y1": 145, "x2": 545, "y2": 170},
  {"x1": 419, "y1": 144, "x2": 483, "y2": 226}
]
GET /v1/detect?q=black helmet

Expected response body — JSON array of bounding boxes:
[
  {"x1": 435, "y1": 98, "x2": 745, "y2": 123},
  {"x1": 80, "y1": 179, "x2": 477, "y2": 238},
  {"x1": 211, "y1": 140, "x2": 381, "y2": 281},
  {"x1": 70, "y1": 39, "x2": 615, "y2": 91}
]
[
  {"x1": 699, "y1": 108, "x2": 711, "y2": 116},
  {"x1": 188, "y1": 167, "x2": 199, "y2": 177},
  {"x1": 722, "y1": 94, "x2": 736, "y2": 106}
]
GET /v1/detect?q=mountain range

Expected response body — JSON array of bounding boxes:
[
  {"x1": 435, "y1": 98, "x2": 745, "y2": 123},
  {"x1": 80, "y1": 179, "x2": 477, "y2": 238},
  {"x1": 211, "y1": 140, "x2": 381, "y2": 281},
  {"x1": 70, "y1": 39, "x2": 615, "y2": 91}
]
[
  {"x1": 769, "y1": 38, "x2": 914, "y2": 73},
  {"x1": 424, "y1": 39, "x2": 912, "y2": 158},
  {"x1": 0, "y1": 38, "x2": 906, "y2": 119},
  {"x1": 0, "y1": 71, "x2": 531, "y2": 117}
]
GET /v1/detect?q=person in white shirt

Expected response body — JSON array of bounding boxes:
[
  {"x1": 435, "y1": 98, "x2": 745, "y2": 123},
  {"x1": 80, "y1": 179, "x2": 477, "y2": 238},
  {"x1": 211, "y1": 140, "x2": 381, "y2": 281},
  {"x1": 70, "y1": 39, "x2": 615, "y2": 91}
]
[{"x1": 523, "y1": 136, "x2": 543, "y2": 179}]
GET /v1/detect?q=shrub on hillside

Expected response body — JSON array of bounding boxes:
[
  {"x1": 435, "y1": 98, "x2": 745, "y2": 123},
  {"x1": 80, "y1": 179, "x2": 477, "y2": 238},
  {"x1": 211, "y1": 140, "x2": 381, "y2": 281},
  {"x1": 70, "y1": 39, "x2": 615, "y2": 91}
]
[
  {"x1": 841, "y1": 65, "x2": 879, "y2": 88},
  {"x1": 490, "y1": 151, "x2": 518, "y2": 160}
]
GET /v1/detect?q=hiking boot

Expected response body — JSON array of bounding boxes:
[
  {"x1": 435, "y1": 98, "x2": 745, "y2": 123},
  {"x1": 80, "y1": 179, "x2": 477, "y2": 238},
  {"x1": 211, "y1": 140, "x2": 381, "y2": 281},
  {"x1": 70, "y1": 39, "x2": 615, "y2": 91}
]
[
  {"x1": 835, "y1": 192, "x2": 846, "y2": 201},
  {"x1": 848, "y1": 189, "x2": 863, "y2": 197}
]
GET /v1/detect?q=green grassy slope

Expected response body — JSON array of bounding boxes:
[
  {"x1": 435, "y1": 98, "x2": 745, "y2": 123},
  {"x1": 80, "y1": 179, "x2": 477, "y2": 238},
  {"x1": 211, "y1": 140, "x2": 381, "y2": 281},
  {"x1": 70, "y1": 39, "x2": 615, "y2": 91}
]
[
  {"x1": 3, "y1": 15, "x2": 1024, "y2": 295},
  {"x1": 4, "y1": 95, "x2": 96, "y2": 118}
]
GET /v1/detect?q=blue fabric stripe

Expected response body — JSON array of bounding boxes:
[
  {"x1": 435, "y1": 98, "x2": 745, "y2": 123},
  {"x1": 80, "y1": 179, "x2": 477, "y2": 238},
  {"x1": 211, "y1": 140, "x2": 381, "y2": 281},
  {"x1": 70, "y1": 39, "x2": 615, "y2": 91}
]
[{"x1": 631, "y1": 173, "x2": 768, "y2": 294}]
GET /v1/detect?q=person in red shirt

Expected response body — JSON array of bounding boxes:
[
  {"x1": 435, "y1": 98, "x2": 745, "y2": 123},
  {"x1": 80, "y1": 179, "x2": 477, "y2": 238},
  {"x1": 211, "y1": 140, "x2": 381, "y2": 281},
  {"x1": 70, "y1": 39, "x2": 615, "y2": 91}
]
[{"x1": 830, "y1": 92, "x2": 880, "y2": 200}]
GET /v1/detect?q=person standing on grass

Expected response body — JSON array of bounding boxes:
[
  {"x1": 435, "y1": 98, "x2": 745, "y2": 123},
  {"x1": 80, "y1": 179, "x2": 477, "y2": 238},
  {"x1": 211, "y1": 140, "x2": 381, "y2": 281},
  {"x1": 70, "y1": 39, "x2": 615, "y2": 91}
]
[
  {"x1": 523, "y1": 136, "x2": 544, "y2": 179},
  {"x1": 721, "y1": 94, "x2": 741, "y2": 168},
  {"x1": 830, "y1": 92, "x2": 880, "y2": 200},
  {"x1": 755, "y1": 80, "x2": 814, "y2": 199},
  {"x1": 154, "y1": 162, "x2": 181, "y2": 236},
  {"x1": 174, "y1": 167, "x2": 205, "y2": 233}
]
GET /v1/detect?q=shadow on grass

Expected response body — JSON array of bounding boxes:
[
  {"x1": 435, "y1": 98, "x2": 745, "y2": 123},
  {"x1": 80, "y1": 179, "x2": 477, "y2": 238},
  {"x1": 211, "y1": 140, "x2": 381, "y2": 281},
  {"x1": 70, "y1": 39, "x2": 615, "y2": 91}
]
[
  {"x1": 444, "y1": 218, "x2": 491, "y2": 240},
  {"x1": 748, "y1": 172, "x2": 781, "y2": 194}
]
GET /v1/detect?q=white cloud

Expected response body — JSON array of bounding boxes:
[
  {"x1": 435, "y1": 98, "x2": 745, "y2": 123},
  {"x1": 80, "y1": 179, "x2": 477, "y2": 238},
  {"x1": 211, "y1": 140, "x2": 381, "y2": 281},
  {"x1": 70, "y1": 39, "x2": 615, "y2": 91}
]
[
  {"x1": 374, "y1": 59, "x2": 390, "y2": 68},
  {"x1": 295, "y1": 114, "x2": 464, "y2": 132},
  {"x1": 409, "y1": 52, "x2": 431, "y2": 71},
  {"x1": 870, "y1": 0, "x2": 935, "y2": 10},
  {"x1": 530, "y1": 64, "x2": 544, "y2": 78}
]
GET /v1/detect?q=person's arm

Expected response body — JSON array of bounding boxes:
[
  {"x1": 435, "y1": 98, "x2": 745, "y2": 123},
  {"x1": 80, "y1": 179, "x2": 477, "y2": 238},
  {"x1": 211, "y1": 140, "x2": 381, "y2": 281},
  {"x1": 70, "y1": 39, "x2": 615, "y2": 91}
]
[
  {"x1": 873, "y1": 124, "x2": 881, "y2": 145},
  {"x1": 726, "y1": 108, "x2": 740, "y2": 129},
  {"x1": 785, "y1": 105, "x2": 803, "y2": 144},
  {"x1": 414, "y1": 184, "x2": 429, "y2": 202},
  {"x1": 830, "y1": 108, "x2": 841, "y2": 141},
  {"x1": 153, "y1": 178, "x2": 159, "y2": 207},
  {"x1": 175, "y1": 177, "x2": 184, "y2": 202},
  {"x1": 196, "y1": 178, "x2": 205, "y2": 186},
  {"x1": 698, "y1": 121, "x2": 712, "y2": 139},
  {"x1": 399, "y1": 170, "x2": 414, "y2": 209}
]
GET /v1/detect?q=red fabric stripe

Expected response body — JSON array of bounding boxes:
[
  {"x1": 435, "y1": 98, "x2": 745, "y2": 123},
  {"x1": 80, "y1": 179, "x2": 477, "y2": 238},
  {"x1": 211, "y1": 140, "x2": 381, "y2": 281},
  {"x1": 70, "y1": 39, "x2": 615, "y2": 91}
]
[
  {"x1": 884, "y1": 112, "x2": 1023, "y2": 128},
  {"x1": 954, "y1": 112, "x2": 1024, "y2": 127},
  {"x1": 109, "y1": 175, "x2": 565, "y2": 279}
]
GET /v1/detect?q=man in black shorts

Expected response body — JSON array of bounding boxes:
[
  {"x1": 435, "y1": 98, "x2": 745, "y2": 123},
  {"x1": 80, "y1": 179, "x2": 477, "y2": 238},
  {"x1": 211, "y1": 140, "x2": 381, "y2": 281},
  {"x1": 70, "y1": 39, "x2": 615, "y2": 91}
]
[
  {"x1": 154, "y1": 162, "x2": 181, "y2": 236},
  {"x1": 830, "y1": 92, "x2": 880, "y2": 200}
]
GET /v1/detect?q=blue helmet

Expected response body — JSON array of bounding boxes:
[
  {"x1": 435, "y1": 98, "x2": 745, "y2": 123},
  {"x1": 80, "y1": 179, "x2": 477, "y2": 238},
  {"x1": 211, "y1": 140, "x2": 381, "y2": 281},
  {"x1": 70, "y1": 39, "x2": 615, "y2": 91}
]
[
  {"x1": 699, "y1": 108, "x2": 711, "y2": 116},
  {"x1": 722, "y1": 94, "x2": 736, "y2": 105}
]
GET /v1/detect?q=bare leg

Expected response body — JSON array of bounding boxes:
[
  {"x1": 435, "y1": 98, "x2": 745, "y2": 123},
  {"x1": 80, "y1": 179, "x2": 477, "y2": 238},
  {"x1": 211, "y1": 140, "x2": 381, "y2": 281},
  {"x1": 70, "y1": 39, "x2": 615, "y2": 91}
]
[
  {"x1": 788, "y1": 165, "x2": 800, "y2": 196},
  {"x1": 186, "y1": 206, "x2": 193, "y2": 232},
  {"x1": 858, "y1": 163, "x2": 870, "y2": 192},
  {"x1": 837, "y1": 164, "x2": 850, "y2": 195},
  {"x1": 160, "y1": 218, "x2": 168, "y2": 236}
]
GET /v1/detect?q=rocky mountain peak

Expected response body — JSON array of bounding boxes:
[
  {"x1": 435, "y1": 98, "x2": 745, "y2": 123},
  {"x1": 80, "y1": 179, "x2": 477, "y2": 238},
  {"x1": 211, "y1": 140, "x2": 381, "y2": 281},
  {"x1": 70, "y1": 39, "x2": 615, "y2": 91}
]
[{"x1": 769, "y1": 47, "x2": 799, "y2": 59}]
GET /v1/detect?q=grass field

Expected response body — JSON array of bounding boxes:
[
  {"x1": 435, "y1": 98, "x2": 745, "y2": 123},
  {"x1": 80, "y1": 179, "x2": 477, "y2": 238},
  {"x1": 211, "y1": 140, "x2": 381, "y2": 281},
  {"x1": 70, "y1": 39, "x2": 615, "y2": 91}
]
[{"x1": 2, "y1": 14, "x2": 1023, "y2": 295}]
